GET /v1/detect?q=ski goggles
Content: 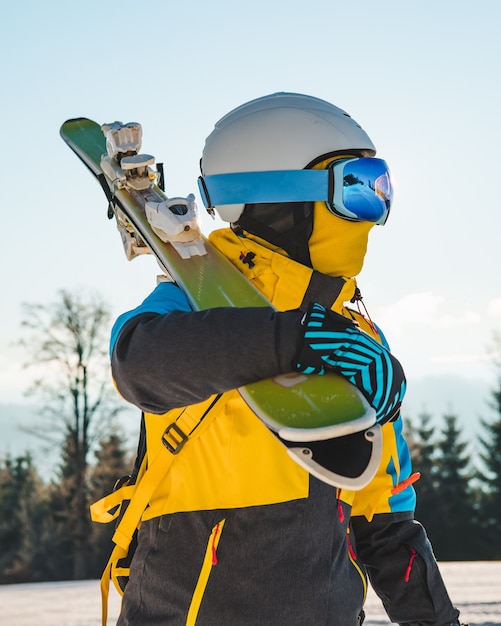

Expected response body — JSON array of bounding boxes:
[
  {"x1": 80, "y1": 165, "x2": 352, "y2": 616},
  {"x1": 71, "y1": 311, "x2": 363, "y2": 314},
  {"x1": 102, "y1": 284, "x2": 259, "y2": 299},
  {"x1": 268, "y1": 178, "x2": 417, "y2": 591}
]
[{"x1": 198, "y1": 157, "x2": 393, "y2": 224}]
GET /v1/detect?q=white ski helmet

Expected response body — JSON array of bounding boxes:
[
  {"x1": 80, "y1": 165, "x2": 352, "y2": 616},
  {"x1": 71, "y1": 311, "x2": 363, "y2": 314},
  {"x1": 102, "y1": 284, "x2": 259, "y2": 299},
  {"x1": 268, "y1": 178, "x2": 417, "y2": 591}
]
[{"x1": 199, "y1": 92, "x2": 376, "y2": 223}]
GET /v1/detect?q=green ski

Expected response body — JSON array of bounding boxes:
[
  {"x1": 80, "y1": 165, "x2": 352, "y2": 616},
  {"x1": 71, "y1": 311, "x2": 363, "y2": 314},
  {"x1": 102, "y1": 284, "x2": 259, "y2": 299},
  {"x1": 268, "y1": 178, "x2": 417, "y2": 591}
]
[{"x1": 60, "y1": 118, "x2": 381, "y2": 488}]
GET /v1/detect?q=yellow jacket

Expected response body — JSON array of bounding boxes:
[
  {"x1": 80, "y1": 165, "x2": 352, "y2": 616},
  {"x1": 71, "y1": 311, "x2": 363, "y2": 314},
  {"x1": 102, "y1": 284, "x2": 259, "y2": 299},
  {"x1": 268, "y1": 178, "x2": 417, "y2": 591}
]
[{"x1": 126, "y1": 227, "x2": 416, "y2": 522}]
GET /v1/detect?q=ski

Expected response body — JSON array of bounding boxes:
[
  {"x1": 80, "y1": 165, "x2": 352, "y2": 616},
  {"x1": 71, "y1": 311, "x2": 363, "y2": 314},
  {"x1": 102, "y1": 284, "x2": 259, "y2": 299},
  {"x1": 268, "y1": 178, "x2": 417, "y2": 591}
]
[{"x1": 60, "y1": 118, "x2": 381, "y2": 488}]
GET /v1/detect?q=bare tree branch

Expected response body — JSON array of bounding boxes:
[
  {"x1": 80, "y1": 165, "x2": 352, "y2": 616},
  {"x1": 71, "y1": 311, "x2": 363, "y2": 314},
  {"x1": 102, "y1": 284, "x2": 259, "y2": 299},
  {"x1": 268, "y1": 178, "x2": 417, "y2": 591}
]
[{"x1": 18, "y1": 288, "x2": 127, "y2": 579}]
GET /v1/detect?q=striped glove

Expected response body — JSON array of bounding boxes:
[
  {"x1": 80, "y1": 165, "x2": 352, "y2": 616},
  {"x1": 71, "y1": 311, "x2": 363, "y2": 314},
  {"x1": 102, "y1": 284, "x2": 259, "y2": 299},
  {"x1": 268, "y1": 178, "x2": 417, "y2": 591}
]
[{"x1": 294, "y1": 302, "x2": 406, "y2": 424}]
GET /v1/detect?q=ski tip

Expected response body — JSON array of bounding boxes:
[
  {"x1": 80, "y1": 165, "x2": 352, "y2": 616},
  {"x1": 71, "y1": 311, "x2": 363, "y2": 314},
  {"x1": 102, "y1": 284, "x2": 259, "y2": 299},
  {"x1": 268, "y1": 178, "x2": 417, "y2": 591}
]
[
  {"x1": 60, "y1": 117, "x2": 93, "y2": 131},
  {"x1": 60, "y1": 118, "x2": 99, "y2": 140},
  {"x1": 63, "y1": 117, "x2": 90, "y2": 124}
]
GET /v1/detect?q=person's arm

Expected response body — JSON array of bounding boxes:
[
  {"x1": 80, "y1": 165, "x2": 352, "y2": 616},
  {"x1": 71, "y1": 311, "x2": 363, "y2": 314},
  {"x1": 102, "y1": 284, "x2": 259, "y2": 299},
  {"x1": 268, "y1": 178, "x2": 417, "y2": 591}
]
[
  {"x1": 110, "y1": 282, "x2": 302, "y2": 413},
  {"x1": 111, "y1": 284, "x2": 407, "y2": 423}
]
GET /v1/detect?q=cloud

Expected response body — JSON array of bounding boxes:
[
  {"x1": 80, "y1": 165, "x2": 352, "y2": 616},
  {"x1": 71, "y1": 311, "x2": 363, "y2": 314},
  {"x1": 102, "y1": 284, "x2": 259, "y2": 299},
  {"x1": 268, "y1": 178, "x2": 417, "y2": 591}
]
[
  {"x1": 376, "y1": 291, "x2": 481, "y2": 332},
  {"x1": 369, "y1": 291, "x2": 498, "y2": 378},
  {"x1": 429, "y1": 352, "x2": 494, "y2": 364},
  {"x1": 487, "y1": 296, "x2": 501, "y2": 318}
]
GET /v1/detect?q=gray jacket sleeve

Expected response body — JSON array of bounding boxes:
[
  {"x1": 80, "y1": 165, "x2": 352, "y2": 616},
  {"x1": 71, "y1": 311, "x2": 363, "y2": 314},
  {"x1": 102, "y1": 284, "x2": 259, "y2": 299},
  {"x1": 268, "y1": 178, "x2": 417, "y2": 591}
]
[{"x1": 111, "y1": 307, "x2": 303, "y2": 414}]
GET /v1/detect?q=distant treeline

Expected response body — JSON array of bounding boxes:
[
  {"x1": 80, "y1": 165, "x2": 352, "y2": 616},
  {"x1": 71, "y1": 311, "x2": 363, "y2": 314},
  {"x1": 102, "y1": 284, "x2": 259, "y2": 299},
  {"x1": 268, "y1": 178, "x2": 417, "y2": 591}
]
[
  {"x1": 0, "y1": 432, "x2": 131, "y2": 583},
  {"x1": 406, "y1": 406, "x2": 501, "y2": 561},
  {"x1": 0, "y1": 402, "x2": 500, "y2": 585},
  {"x1": 1, "y1": 290, "x2": 499, "y2": 585}
]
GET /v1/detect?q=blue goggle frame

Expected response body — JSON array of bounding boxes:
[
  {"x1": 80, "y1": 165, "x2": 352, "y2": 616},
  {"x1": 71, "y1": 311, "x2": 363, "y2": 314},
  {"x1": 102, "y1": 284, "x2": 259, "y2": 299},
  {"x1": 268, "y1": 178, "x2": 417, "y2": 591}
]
[{"x1": 198, "y1": 157, "x2": 393, "y2": 225}]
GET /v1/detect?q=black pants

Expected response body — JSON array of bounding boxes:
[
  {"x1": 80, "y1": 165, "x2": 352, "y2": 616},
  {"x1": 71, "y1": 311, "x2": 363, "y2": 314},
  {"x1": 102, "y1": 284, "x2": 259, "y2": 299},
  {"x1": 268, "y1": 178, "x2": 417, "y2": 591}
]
[
  {"x1": 352, "y1": 512, "x2": 461, "y2": 626},
  {"x1": 118, "y1": 479, "x2": 366, "y2": 626}
]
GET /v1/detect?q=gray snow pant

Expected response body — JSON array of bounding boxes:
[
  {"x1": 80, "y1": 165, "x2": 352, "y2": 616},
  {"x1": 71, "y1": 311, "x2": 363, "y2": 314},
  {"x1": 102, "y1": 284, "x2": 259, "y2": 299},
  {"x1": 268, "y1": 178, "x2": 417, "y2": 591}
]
[
  {"x1": 351, "y1": 512, "x2": 461, "y2": 626},
  {"x1": 117, "y1": 478, "x2": 366, "y2": 626}
]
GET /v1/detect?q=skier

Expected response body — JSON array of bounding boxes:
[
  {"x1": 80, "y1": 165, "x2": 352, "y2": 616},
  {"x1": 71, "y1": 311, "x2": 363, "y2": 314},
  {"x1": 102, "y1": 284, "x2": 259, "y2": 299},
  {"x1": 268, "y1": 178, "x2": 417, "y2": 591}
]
[{"x1": 109, "y1": 93, "x2": 464, "y2": 625}]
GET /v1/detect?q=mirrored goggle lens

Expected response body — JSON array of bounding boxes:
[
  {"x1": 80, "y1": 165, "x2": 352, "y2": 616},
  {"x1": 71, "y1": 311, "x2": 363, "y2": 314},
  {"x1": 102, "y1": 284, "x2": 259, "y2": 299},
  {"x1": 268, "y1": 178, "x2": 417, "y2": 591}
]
[{"x1": 330, "y1": 158, "x2": 393, "y2": 224}]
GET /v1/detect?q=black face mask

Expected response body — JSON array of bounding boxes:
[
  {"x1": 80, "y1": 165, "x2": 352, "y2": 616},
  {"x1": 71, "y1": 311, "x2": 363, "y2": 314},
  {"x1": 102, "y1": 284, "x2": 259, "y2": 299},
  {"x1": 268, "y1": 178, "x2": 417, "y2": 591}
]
[{"x1": 234, "y1": 201, "x2": 315, "y2": 267}]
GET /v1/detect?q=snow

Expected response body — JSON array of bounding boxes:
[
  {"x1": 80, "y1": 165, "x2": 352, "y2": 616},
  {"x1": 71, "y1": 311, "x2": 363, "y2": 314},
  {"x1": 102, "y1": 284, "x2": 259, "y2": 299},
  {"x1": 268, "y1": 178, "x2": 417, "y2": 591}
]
[{"x1": 1, "y1": 561, "x2": 500, "y2": 625}]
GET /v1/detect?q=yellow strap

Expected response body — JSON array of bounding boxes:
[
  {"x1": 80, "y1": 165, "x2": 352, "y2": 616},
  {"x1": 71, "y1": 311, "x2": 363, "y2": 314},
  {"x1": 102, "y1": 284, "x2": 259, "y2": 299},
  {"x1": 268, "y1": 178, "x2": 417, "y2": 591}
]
[
  {"x1": 94, "y1": 408, "x2": 215, "y2": 625},
  {"x1": 111, "y1": 408, "x2": 210, "y2": 549},
  {"x1": 111, "y1": 567, "x2": 130, "y2": 581},
  {"x1": 90, "y1": 484, "x2": 136, "y2": 523},
  {"x1": 99, "y1": 542, "x2": 122, "y2": 626},
  {"x1": 111, "y1": 446, "x2": 174, "y2": 549}
]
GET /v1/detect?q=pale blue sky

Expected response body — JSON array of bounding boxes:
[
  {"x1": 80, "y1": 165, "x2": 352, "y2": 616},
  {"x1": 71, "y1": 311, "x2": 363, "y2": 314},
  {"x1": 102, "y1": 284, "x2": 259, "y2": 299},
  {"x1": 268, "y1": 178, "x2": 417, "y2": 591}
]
[{"x1": 1, "y1": 0, "x2": 500, "y2": 427}]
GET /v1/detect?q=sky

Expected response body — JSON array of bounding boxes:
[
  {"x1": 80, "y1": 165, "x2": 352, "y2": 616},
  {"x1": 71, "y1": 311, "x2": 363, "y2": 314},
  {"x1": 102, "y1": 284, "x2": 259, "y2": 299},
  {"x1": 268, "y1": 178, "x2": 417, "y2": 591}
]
[{"x1": 1, "y1": 0, "x2": 501, "y2": 454}]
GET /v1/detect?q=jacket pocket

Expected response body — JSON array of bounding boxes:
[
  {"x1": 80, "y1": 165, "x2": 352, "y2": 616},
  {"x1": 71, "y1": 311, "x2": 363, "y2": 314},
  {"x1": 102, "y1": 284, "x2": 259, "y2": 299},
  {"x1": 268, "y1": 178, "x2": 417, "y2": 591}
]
[
  {"x1": 187, "y1": 519, "x2": 226, "y2": 626},
  {"x1": 346, "y1": 525, "x2": 368, "y2": 604}
]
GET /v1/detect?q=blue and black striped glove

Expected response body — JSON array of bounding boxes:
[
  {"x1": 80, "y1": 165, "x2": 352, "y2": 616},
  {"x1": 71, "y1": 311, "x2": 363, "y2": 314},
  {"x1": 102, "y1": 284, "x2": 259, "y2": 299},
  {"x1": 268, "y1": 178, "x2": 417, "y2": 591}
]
[{"x1": 294, "y1": 302, "x2": 406, "y2": 424}]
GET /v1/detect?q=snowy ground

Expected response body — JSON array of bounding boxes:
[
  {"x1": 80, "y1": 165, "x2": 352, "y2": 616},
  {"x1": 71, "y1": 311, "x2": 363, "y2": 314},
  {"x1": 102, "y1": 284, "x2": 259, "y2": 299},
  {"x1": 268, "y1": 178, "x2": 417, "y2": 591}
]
[{"x1": 1, "y1": 561, "x2": 500, "y2": 625}]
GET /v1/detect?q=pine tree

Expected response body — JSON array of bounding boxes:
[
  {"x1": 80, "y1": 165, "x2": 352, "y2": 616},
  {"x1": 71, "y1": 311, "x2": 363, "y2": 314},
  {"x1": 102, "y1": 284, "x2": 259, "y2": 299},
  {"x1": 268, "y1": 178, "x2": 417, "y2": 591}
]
[
  {"x1": 476, "y1": 358, "x2": 501, "y2": 558},
  {"x1": 407, "y1": 412, "x2": 442, "y2": 540},
  {"x1": 432, "y1": 413, "x2": 477, "y2": 560},
  {"x1": 44, "y1": 430, "x2": 89, "y2": 580},
  {"x1": 0, "y1": 454, "x2": 51, "y2": 583},
  {"x1": 88, "y1": 431, "x2": 131, "y2": 578}
]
